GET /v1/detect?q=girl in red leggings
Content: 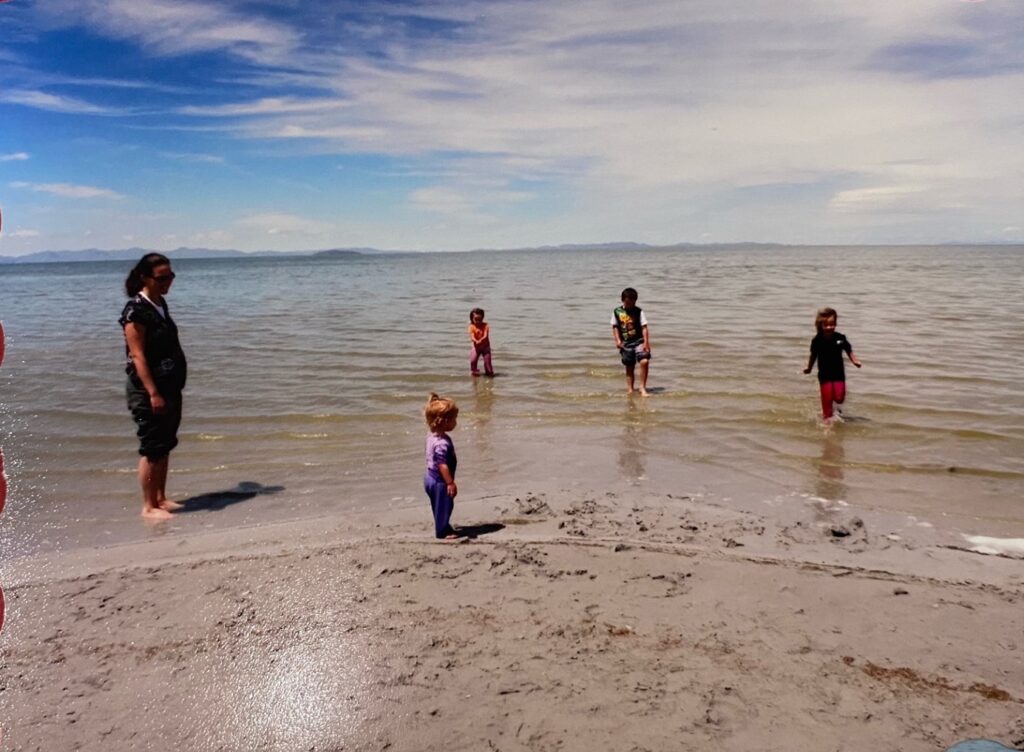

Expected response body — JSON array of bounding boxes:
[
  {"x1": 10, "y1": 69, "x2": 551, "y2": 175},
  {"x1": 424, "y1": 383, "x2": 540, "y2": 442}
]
[{"x1": 803, "y1": 307, "x2": 862, "y2": 421}]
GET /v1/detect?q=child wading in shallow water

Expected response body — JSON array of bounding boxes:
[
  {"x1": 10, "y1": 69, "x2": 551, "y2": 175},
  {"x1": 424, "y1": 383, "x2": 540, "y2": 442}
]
[
  {"x1": 804, "y1": 307, "x2": 862, "y2": 421},
  {"x1": 423, "y1": 393, "x2": 459, "y2": 539},
  {"x1": 611, "y1": 287, "x2": 651, "y2": 395},
  {"x1": 467, "y1": 308, "x2": 494, "y2": 376}
]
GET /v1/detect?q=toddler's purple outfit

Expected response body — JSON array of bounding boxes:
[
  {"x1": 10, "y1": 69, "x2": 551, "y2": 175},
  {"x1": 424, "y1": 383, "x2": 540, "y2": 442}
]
[{"x1": 424, "y1": 432, "x2": 457, "y2": 538}]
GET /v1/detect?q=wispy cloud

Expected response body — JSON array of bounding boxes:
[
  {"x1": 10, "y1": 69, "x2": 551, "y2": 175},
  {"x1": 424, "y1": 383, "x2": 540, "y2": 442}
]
[
  {"x1": 10, "y1": 181, "x2": 125, "y2": 199},
  {"x1": 7, "y1": 0, "x2": 1023, "y2": 250},
  {"x1": 410, "y1": 183, "x2": 534, "y2": 218},
  {"x1": 236, "y1": 213, "x2": 332, "y2": 237},
  {"x1": 160, "y1": 151, "x2": 226, "y2": 164},
  {"x1": 0, "y1": 152, "x2": 30, "y2": 162},
  {"x1": 185, "y1": 0, "x2": 1024, "y2": 202},
  {"x1": 0, "y1": 89, "x2": 112, "y2": 114},
  {"x1": 6, "y1": 229, "x2": 41, "y2": 238},
  {"x1": 40, "y1": 0, "x2": 300, "y2": 63},
  {"x1": 179, "y1": 98, "x2": 347, "y2": 117}
]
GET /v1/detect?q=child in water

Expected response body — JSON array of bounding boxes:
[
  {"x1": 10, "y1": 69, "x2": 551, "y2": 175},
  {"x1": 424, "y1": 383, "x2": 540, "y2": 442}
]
[
  {"x1": 467, "y1": 307, "x2": 494, "y2": 377},
  {"x1": 611, "y1": 287, "x2": 651, "y2": 395},
  {"x1": 424, "y1": 393, "x2": 459, "y2": 539},
  {"x1": 804, "y1": 307, "x2": 862, "y2": 421}
]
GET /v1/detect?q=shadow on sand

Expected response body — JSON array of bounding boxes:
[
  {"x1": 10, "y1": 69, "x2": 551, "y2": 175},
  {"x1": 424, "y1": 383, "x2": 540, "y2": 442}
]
[
  {"x1": 454, "y1": 522, "x2": 505, "y2": 539},
  {"x1": 178, "y1": 481, "x2": 285, "y2": 513}
]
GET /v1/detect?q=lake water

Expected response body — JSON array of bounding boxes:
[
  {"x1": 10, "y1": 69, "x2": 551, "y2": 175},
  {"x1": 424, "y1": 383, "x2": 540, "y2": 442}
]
[{"x1": 1, "y1": 245, "x2": 1022, "y2": 558}]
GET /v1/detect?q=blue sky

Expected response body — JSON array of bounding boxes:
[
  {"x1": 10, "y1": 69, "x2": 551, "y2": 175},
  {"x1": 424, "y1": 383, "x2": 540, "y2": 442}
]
[{"x1": 1, "y1": 0, "x2": 1022, "y2": 255}]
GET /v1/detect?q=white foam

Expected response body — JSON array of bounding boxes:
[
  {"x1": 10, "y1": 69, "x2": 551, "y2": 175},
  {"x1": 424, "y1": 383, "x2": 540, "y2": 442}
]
[{"x1": 963, "y1": 535, "x2": 1024, "y2": 557}]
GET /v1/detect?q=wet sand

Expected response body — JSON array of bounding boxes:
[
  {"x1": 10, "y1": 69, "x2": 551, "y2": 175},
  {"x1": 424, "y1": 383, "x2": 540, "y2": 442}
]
[{"x1": 2, "y1": 490, "x2": 1023, "y2": 751}]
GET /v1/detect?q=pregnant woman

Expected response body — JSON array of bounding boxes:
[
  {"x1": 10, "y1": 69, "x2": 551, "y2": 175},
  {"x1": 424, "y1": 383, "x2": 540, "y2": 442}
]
[{"x1": 119, "y1": 253, "x2": 188, "y2": 520}]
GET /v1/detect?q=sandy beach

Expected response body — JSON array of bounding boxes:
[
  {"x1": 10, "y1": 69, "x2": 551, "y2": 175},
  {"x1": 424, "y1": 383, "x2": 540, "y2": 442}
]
[{"x1": 2, "y1": 488, "x2": 1022, "y2": 752}]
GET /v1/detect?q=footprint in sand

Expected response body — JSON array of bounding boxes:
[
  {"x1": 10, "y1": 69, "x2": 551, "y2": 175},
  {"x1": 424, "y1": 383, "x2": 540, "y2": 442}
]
[{"x1": 514, "y1": 494, "x2": 553, "y2": 517}]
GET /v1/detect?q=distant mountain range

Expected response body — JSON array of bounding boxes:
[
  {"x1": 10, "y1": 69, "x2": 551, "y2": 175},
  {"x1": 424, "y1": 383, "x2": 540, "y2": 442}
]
[
  {"x1": 0, "y1": 247, "x2": 354, "y2": 264},
  {"x1": 0, "y1": 241, "x2": 1019, "y2": 264},
  {"x1": 0, "y1": 242, "x2": 785, "y2": 264}
]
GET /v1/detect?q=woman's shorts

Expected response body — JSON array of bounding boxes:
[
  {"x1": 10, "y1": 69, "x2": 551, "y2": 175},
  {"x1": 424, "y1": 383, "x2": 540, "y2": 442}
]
[
  {"x1": 619, "y1": 344, "x2": 651, "y2": 367},
  {"x1": 127, "y1": 382, "x2": 182, "y2": 459}
]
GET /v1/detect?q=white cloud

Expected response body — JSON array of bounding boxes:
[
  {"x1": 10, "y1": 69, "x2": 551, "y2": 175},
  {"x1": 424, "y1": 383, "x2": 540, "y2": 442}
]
[
  {"x1": 40, "y1": 0, "x2": 299, "y2": 63},
  {"x1": 179, "y1": 98, "x2": 347, "y2": 117},
  {"x1": 160, "y1": 151, "x2": 226, "y2": 164},
  {"x1": 14, "y1": 0, "x2": 1024, "y2": 248},
  {"x1": 7, "y1": 229, "x2": 41, "y2": 238},
  {"x1": 10, "y1": 181, "x2": 125, "y2": 199},
  {"x1": 410, "y1": 183, "x2": 534, "y2": 218},
  {"x1": 830, "y1": 186, "x2": 930, "y2": 214},
  {"x1": 188, "y1": 229, "x2": 232, "y2": 246},
  {"x1": 196, "y1": 1, "x2": 1024, "y2": 203},
  {"x1": 0, "y1": 152, "x2": 30, "y2": 162},
  {"x1": 0, "y1": 90, "x2": 111, "y2": 114},
  {"x1": 235, "y1": 213, "x2": 333, "y2": 237}
]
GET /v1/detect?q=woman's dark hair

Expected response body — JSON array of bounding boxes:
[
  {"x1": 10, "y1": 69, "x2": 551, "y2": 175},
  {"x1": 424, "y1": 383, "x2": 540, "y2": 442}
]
[
  {"x1": 125, "y1": 253, "x2": 171, "y2": 297},
  {"x1": 470, "y1": 307, "x2": 485, "y2": 321}
]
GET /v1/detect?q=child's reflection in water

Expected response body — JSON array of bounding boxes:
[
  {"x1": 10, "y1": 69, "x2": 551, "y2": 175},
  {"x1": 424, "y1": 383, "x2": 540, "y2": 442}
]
[{"x1": 814, "y1": 430, "x2": 847, "y2": 502}]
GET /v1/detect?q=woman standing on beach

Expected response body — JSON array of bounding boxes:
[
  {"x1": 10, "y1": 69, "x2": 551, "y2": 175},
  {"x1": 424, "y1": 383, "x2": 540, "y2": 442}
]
[{"x1": 119, "y1": 253, "x2": 187, "y2": 520}]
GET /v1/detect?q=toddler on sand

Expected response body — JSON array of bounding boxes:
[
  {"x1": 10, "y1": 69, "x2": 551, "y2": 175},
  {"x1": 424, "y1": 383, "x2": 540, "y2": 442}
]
[{"x1": 423, "y1": 393, "x2": 459, "y2": 539}]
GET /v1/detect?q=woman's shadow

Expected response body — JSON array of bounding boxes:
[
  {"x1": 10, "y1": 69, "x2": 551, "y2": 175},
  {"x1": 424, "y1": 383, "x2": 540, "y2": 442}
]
[{"x1": 177, "y1": 481, "x2": 285, "y2": 513}]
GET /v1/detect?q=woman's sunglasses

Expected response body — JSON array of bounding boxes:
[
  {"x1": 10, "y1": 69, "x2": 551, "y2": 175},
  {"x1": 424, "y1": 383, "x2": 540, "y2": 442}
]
[{"x1": 151, "y1": 272, "x2": 176, "y2": 282}]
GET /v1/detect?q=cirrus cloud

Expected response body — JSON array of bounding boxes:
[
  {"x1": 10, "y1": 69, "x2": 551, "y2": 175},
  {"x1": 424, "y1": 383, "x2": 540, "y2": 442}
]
[{"x1": 10, "y1": 181, "x2": 125, "y2": 199}]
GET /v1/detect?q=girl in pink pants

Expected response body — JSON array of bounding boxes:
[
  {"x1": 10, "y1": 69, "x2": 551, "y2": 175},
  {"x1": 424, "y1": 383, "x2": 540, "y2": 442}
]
[{"x1": 804, "y1": 307, "x2": 862, "y2": 421}]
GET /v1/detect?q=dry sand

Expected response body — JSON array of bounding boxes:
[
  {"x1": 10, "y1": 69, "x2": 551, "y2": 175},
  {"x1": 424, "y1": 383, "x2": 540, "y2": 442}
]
[{"x1": 1, "y1": 489, "x2": 1023, "y2": 751}]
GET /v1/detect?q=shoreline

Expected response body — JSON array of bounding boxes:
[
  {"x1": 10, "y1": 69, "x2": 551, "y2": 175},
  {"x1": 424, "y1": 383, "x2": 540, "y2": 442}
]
[
  {"x1": 6, "y1": 431, "x2": 1024, "y2": 571},
  {"x1": 2, "y1": 489, "x2": 1022, "y2": 750}
]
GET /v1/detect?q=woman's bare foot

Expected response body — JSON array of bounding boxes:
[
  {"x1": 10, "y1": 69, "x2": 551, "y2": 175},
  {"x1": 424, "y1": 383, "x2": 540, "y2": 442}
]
[
  {"x1": 142, "y1": 506, "x2": 173, "y2": 521},
  {"x1": 158, "y1": 499, "x2": 184, "y2": 511},
  {"x1": 639, "y1": 387, "x2": 649, "y2": 396}
]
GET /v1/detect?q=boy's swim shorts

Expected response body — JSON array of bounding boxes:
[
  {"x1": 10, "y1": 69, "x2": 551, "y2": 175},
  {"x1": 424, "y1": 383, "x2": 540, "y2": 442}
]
[{"x1": 619, "y1": 344, "x2": 651, "y2": 367}]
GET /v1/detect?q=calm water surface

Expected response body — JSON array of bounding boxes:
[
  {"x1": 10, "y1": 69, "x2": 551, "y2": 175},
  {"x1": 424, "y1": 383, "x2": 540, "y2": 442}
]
[{"x1": 1, "y1": 245, "x2": 1022, "y2": 557}]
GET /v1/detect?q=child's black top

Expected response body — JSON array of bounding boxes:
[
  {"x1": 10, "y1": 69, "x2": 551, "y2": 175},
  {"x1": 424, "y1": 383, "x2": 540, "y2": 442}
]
[{"x1": 809, "y1": 332, "x2": 852, "y2": 384}]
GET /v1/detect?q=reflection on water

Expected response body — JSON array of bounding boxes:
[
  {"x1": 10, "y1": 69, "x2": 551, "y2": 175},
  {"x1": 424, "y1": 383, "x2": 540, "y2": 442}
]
[
  {"x1": 813, "y1": 429, "x2": 847, "y2": 501},
  {"x1": 618, "y1": 399, "x2": 648, "y2": 482},
  {"x1": 470, "y1": 377, "x2": 495, "y2": 426},
  {"x1": 469, "y1": 377, "x2": 497, "y2": 473}
]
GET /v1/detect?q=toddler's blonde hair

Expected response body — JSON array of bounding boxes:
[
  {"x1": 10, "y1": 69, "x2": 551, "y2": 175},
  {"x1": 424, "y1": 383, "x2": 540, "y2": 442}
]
[{"x1": 425, "y1": 392, "x2": 458, "y2": 431}]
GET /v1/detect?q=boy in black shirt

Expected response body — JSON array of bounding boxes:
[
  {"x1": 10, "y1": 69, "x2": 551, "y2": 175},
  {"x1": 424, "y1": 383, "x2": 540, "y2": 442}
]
[{"x1": 611, "y1": 287, "x2": 652, "y2": 395}]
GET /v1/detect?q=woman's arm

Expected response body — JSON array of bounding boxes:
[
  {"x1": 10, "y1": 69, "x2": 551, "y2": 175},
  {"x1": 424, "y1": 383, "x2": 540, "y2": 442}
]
[
  {"x1": 848, "y1": 351, "x2": 862, "y2": 368},
  {"x1": 124, "y1": 322, "x2": 166, "y2": 413}
]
